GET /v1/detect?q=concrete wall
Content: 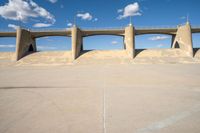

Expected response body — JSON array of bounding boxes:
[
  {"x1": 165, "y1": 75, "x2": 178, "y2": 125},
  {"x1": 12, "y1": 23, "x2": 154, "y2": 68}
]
[
  {"x1": 172, "y1": 22, "x2": 193, "y2": 57},
  {"x1": 15, "y1": 28, "x2": 36, "y2": 60},
  {"x1": 71, "y1": 26, "x2": 83, "y2": 60},
  {"x1": 124, "y1": 25, "x2": 135, "y2": 58}
]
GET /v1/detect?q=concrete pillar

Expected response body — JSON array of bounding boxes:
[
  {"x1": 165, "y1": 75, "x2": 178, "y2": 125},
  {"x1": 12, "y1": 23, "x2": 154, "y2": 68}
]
[
  {"x1": 124, "y1": 25, "x2": 135, "y2": 58},
  {"x1": 172, "y1": 22, "x2": 193, "y2": 57},
  {"x1": 71, "y1": 26, "x2": 83, "y2": 60},
  {"x1": 15, "y1": 28, "x2": 36, "y2": 60}
]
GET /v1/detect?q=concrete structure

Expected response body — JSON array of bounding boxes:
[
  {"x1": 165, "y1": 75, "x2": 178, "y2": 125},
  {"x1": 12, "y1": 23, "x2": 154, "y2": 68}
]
[
  {"x1": 172, "y1": 22, "x2": 193, "y2": 56},
  {"x1": 124, "y1": 24, "x2": 135, "y2": 58},
  {"x1": 72, "y1": 26, "x2": 83, "y2": 60},
  {"x1": 15, "y1": 28, "x2": 37, "y2": 60},
  {"x1": 0, "y1": 22, "x2": 200, "y2": 61}
]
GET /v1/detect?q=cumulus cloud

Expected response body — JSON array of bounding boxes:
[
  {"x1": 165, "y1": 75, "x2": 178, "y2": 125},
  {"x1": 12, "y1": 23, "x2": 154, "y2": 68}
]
[
  {"x1": 180, "y1": 16, "x2": 186, "y2": 19},
  {"x1": 47, "y1": 0, "x2": 58, "y2": 3},
  {"x1": 117, "y1": 9, "x2": 123, "y2": 13},
  {"x1": 8, "y1": 24, "x2": 19, "y2": 30},
  {"x1": 33, "y1": 23, "x2": 53, "y2": 28},
  {"x1": 111, "y1": 41, "x2": 118, "y2": 45},
  {"x1": 0, "y1": 0, "x2": 55, "y2": 25},
  {"x1": 148, "y1": 36, "x2": 170, "y2": 41},
  {"x1": 77, "y1": 12, "x2": 92, "y2": 20},
  {"x1": 0, "y1": 44, "x2": 15, "y2": 48},
  {"x1": 93, "y1": 18, "x2": 98, "y2": 22},
  {"x1": 67, "y1": 23, "x2": 73, "y2": 27},
  {"x1": 156, "y1": 44, "x2": 165, "y2": 48},
  {"x1": 117, "y1": 2, "x2": 141, "y2": 19},
  {"x1": 37, "y1": 45, "x2": 56, "y2": 50}
]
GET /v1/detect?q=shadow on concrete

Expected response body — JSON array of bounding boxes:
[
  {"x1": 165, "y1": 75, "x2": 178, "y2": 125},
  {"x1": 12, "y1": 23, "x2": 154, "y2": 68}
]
[
  {"x1": 77, "y1": 50, "x2": 93, "y2": 59},
  {"x1": 135, "y1": 49, "x2": 146, "y2": 57},
  {"x1": 19, "y1": 51, "x2": 38, "y2": 60},
  {"x1": 24, "y1": 51, "x2": 37, "y2": 57},
  {"x1": 193, "y1": 48, "x2": 200, "y2": 57}
]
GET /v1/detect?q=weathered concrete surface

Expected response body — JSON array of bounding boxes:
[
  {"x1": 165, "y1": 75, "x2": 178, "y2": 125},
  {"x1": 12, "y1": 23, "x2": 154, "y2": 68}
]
[
  {"x1": 72, "y1": 26, "x2": 83, "y2": 60},
  {"x1": 16, "y1": 28, "x2": 36, "y2": 61},
  {"x1": 124, "y1": 25, "x2": 135, "y2": 58},
  {"x1": 0, "y1": 64, "x2": 200, "y2": 133},
  {"x1": 172, "y1": 22, "x2": 193, "y2": 57}
]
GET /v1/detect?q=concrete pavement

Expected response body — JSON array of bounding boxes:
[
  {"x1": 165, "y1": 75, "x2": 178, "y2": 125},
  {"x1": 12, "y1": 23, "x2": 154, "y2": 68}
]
[{"x1": 0, "y1": 64, "x2": 200, "y2": 133}]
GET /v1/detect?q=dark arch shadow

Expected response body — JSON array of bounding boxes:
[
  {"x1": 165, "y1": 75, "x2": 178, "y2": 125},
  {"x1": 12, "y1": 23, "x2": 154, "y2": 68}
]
[
  {"x1": 194, "y1": 48, "x2": 200, "y2": 57},
  {"x1": 28, "y1": 44, "x2": 34, "y2": 52}
]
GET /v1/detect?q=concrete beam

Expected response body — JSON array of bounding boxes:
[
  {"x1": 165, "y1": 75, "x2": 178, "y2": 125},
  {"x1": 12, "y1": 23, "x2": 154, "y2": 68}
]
[
  {"x1": 124, "y1": 25, "x2": 135, "y2": 58},
  {"x1": 172, "y1": 22, "x2": 193, "y2": 57},
  {"x1": 15, "y1": 28, "x2": 36, "y2": 61},
  {"x1": 71, "y1": 26, "x2": 83, "y2": 60},
  {"x1": 0, "y1": 32, "x2": 16, "y2": 37}
]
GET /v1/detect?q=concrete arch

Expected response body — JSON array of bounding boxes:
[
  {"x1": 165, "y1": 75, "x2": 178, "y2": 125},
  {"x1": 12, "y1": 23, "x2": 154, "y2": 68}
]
[
  {"x1": 135, "y1": 34, "x2": 172, "y2": 49},
  {"x1": 36, "y1": 36, "x2": 71, "y2": 52}
]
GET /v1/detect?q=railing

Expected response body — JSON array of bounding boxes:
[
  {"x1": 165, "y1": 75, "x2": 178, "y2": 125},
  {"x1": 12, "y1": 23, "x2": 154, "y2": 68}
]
[
  {"x1": 81, "y1": 27, "x2": 124, "y2": 30},
  {"x1": 135, "y1": 26, "x2": 177, "y2": 29},
  {"x1": 1, "y1": 25, "x2": 200, "y2": 32},
  {"x1": 30, "y1": 28, "x2": 70, "y2": 32}
]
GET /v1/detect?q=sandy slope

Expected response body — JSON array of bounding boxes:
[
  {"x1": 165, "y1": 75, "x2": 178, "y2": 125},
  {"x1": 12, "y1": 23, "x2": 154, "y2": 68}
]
[{"x1": 0, "y1": 49, "x2": 200, "y2": 66}]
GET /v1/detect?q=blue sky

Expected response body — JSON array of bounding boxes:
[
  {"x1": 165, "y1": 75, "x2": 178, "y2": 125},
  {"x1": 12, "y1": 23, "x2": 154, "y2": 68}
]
[{"x1": 0, "y1": 0, "x2": 200, "y2": 52}]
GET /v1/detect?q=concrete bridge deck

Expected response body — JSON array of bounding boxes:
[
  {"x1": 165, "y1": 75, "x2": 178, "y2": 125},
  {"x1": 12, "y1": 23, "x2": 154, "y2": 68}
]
[{"x1": 0, "y1": 27, "x2": 199, "y2": 37}]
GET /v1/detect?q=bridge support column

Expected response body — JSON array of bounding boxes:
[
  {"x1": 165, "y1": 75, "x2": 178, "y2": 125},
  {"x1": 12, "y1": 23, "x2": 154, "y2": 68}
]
[
  {"x1": 172, "y1": 22, "x2": 193, "y2": 57},
  {"x1": 15, "y1": 28, "x2": 36, "y2": 61},
  {"x1": 72, "y1": 26, "x2": 83, "y2": 60},
  {"x1": 124, "y1": 25, "x2": 135, "y2": 59}
]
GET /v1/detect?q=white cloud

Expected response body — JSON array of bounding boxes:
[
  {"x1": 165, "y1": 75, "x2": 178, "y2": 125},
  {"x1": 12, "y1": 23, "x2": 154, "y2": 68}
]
[
  {"x1": 67, "y1": 23, "x2": 73, "y2": 27},
  {"x1": 93, "y1": 18, "x2": 98, "y2": 22},
  {"x1": 47, "y1": 0, "x2": 58, "y2": 3},
  {"x1": 180, "y1": 16, "x2": 186, "y2": 19},
  {"x1": 77, "y1": 12, "x2": 92, "y2": 20},
  {"x1": 33, "y1": 23, "x2": 53, "y2": 28},
  {"x1": 156, "y1": 44, "x2": 165, "y2": 48},
  {"x1": 117, "y1": 2, "x2": 141, "y2": 19},
  {"x1": 37, "y1": 46, "x2": 56, "y2": 50},
  {"x1": 117, "y1": 9, "x2": 123, "y2": 13},
  {"x1": 0, "y1": 0, "x2": 55, "y2": 24},
  {"x1": 0, "y1": 44, "x2": 15, "y2": 48},
  {"x1": 148, "y1": 36, "x2": 170, "y2": 41},
  {"x1": 111, "y1": 41, "x2": 118, "y2": 45},
  {"x1": 8, "y1": 24, "x2": 19, "y2": 30}
]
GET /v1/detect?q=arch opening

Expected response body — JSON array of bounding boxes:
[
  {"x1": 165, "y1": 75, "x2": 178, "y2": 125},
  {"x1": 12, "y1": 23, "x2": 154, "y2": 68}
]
[
  {"x1": 0, "y1": 37, "x2": 16, "y2": 52},
  {"x1": 192, "y1": 33, "x2": 200, "y2": 56},
  {"x1": 192, "y1": 33, "x2": 200, "y2": 48},
  {"x1": 135, "y1": 34, "x2": 172, "y2": 50},
  {"x1": 83, "y1": 35, "x2": 124, "y2": 51},
  {"x1": 36, "y1": 36, "x2": 71, "y2": 52}
]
